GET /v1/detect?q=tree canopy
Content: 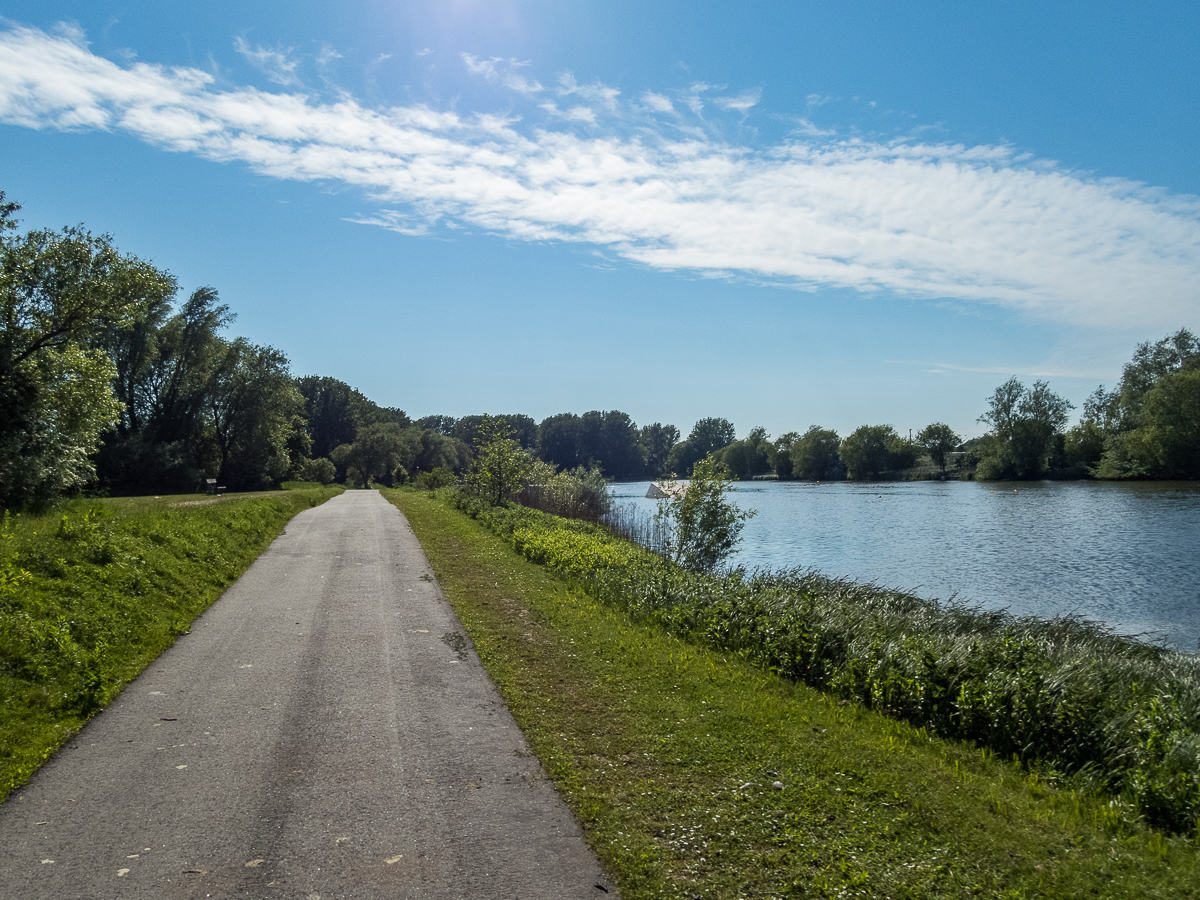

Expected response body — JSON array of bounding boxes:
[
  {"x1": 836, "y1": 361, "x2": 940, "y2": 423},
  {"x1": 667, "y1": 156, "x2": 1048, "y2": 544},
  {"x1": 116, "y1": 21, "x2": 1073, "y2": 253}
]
[
  {"x1": 974, "y1": 378, "x2": 1073, "y2": 480},
  {"x1": 1, "y1": 196, "x2": 177, "y2": 508}
]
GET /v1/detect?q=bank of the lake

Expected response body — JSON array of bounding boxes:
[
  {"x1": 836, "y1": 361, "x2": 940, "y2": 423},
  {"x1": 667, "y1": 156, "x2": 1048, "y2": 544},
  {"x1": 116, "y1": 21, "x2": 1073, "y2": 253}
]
[
  {"x1": 386, "y1": 488, "x2": 1200, "y2": 899},
  {"x1": 613, "y1": 479, "x2": 1200, "y2": 652}
]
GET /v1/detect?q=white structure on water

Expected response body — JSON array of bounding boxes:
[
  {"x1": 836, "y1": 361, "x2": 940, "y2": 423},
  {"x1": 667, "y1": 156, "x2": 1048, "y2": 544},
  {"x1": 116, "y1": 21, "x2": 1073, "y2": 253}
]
[{"x1": 646, "y1": 481, "x2": 689, "y2": 499}]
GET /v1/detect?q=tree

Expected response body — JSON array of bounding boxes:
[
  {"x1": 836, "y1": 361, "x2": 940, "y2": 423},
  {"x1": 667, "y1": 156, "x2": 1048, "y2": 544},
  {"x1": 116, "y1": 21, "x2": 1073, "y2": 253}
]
[
  {"x1": 839, "y1": 425, "x2": 903, "y2": 481},
  {"x1": 0, "y1": 344, "x2": 123, "y2": 509},
  {"x1": 500, "y1": 414, "x2": 538, "y2": 449},
  {"x1": 93, "y1": 286, "x2": 232, "y2": 492},
  {"x1": 1063, "y1": 386, "x2": 1112, "y2": 471},
  {"x1": 771, "y1": 431, "x2": 799, "y2": 479},
  {"x1": 1, "y1": 200, "x2": 176, "y2": 508},
  {"x1": 719, "y1": 427, "x2": 772, "y2": 480},
  {"x1": 417, "y1": 414, "x2": 457, "y2": 436},
  {"x1": 1095, "y1": 359, "x2": 1200, "y2": 479},
  {"x1": 578, "y1": 409, "x2": 644, "y2": 480},
  {"x1": 916, "y1": 423, "x2": 961, "y2": 475},
  {"x1": 639, "y1": 422, "x2": 679, "y2": 479},
  {"x1": 1084, "y1": 329, "x2": 1200, "y2": 479},
  {"x1": 1109, "y1": 328, "x2": 1200, "y2": 431},
  {"x1": 340, "y1": 422, "x2": 419, "y2": 487},
  {"x1": 976, "y1": 377, "x2": 1073, "y2": 480},
  {"x1": 538, "y1": 412, "x2": 582, "y2": 470},
  {"x1": 412, "y1": 427, "x2": 471, "y2": 475},
  {"x1": 298, "y1": 456, "x2": 337, "y2": 484},
  {"x1": 654, "y1": 456, "x2": 755, "y2": 572},
  {"x1": 297, "y1": 376, "x2": 359, "y2": 459},
  {"x1": 669, "y1": 417, "x2": 736, "y2": 476},
  {"x1": 689, "y1": 417, "x2": 737, "y2": 458},
  {"x1": 205, "y1": 340, "x2": 305, "y2": 489},
  {"x1": 467, "y1": 415, "x2": 533, "y2": 505},
  {"x1": 791, "y1": 426, "x2": 842, "y2": 480}
]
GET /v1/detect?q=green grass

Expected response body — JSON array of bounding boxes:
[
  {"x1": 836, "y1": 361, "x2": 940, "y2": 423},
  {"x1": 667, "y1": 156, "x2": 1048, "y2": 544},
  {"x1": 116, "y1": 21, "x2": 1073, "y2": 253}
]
[
  {"x1": 445, "y1": 494, "x2": 1200, "y2": 836},
  {"x1": 0, "y1": 484, "x2": 343, "y2": 799},
  {"x1": 384, "y1": 487, "x2": 1200, "y2": 900}
]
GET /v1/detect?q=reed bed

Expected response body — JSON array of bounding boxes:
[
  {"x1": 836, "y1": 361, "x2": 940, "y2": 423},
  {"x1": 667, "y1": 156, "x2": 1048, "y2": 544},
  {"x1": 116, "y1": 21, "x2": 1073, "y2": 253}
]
[{"x1": 448, "y1": 490, "x2": 1200, "y2": 836}]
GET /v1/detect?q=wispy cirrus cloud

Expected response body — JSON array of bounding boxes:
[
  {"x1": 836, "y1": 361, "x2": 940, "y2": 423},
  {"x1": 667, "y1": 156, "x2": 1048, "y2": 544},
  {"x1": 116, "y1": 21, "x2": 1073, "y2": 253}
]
[
  {"x1": 714, "y1": 88, "x2": 761, "y2": 113},
  {"x1": 1, "y1": 23, "x2": 1198, "y2": 330},
  {"x1": 640, "y1": 91, "x2": 674, "y2": 113},
  {"x1": 233, "y1": 36, "x2": 302, "y2": 86},
  {"x1": 460, "y1": 53, "x2": 542, "y2": 94}
]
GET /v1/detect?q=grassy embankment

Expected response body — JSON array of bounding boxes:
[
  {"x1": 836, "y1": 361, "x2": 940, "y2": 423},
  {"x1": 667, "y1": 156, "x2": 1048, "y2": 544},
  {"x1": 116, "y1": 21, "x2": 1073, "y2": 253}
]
[
  {"x1": 0, "y1": 483, "x2": 343, "y2": 799},
  {"x1": 384, "y1": 487, "x2": 1199, "y2": 900}
]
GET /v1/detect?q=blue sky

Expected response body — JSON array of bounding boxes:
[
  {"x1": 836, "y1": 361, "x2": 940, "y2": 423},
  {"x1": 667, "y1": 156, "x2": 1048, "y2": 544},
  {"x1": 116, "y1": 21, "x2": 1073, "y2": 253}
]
[{"x1": 1, "y1": 1, "x2": 1198, "y2": 442}]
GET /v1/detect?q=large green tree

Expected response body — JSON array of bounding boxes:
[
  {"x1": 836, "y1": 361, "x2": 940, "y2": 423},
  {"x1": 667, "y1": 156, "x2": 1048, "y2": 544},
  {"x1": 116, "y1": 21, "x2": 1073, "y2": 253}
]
[
  {"x1": 206, "y1": 340, "x2": 306, "y2": 490},
  {"x1": 667, "y1": 417, "x2": 736, "y2": 476},
  {"x1": 771, "y1": 431, "x2": 800, "y2": 479},
  {"x1": 296, "y1": 376, "x2": 360, "y2": 459},
  {"x1": 93, "y1": 287, "x2": 233, "y2": 491},
  {"x1": 975, "y1": 378, "x2": 1073, "y2": 480},
  {"x1": 1082, "y1": 329, "x2": 1200, "y2": 480},
  {"x1": 916, "y1": 422, "x2": 962, "y2": 475},
  {"x1": 639, "y1": 422, "x2": 680, "y2": 479},
  {"x1": 839, "y1": 425, "x2": 900, "y2": 481},
  {"x1": 718, "y1": 426, "x2": 773, "y2": 480},
  {"x1": 538, "y1": 412, "x2": 582, "y2": 470},
  {"x1": 790, "y1": 426, "x2": 842, "y2": 480},
  {"x1": 1, "y1": 196, "x2": 176, "y2": 508}
]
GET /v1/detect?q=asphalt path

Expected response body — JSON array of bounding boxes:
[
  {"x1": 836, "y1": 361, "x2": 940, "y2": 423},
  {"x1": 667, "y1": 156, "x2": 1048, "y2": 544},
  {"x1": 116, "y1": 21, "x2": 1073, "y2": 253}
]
[{"x1": 0, "y1": 490, "x2": 617, "y2": 899}]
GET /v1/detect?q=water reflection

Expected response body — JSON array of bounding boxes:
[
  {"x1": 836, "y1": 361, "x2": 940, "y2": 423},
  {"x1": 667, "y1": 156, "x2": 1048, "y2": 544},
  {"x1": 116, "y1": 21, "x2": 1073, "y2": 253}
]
[{"x1": 609, "y1": 480, "x2": 1200, "y2": 652}]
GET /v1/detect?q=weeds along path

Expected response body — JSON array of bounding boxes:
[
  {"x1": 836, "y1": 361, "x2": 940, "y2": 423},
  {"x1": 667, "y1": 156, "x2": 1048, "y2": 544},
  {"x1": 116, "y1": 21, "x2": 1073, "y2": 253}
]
[{"x1": 0, "y1": 489, "x2": 614, "y2": 899}]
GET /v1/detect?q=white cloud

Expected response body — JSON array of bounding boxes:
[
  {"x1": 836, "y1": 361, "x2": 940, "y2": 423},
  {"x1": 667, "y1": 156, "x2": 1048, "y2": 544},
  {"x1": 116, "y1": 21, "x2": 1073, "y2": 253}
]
[
  {"x1": 316, "y1": 44, "x2": 342, "y2": 70},
  {"x1": 557, "y1": 72, "x2": 619, "y2": 107},
  {"x1": 461, "y1": 53, "x2": 542, "y2": 94},
  {"x1": 715, "y1": 89, "x2": 761, "y2": 113},
  {"x1": 233, "y1": 36, "x2": 302, "y2": 87},
  {"x1": 685, "y1": 81, "x2": 714, "y2": 115},
  {"x1": 641, "y1": 91, "x2": 674, "y2": 113},
  {"x1": 540, "y1": 101, "x2": 597, "y2": 124},
  {"x1": 1, "y1": 23, "x2": 1198, "y2": 330}
]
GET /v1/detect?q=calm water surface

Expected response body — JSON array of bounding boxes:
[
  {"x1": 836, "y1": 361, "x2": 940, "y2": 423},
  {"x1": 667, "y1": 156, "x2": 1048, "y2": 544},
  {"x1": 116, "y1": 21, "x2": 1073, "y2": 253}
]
[{"x1": 610, "y1": 480, "x2": 1200, "y2": 652}]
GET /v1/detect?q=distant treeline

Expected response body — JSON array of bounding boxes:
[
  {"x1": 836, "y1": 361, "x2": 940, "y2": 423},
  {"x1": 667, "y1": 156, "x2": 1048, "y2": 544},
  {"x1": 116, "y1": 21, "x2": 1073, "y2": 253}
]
[{"x1": 3, "y1": 189, "x2": 1196, "y2": 511}]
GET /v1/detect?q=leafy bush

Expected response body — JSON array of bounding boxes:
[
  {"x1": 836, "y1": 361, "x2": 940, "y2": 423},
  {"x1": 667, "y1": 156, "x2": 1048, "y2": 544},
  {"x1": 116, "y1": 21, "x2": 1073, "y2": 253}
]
[
  {"x1": 299, "y1": 456, "x2": 336, "y2": 484},
  {"x1": 415, "y1": 466, "x2": 457, "y2": 490},
  {"x1": 516, "y1": 460, "x2": 611, "y2": 521}
]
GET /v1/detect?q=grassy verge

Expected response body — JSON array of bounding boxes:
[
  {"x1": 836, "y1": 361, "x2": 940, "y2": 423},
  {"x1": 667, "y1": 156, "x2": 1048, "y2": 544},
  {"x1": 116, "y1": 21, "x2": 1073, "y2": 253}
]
[
  {"x1": 0, "y1": 485, "x2": 343, "y2": 799},
  {"x1": 445, "y1": 494, "x2": 1200, "y2": 835},
  {"x1": 384, "y1": 487, "x2": 1199, "y2": 900}
]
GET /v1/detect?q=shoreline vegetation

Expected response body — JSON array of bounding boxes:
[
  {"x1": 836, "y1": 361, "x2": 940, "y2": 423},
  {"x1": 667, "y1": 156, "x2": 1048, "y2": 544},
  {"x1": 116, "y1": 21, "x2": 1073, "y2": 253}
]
[
  {"x1": 385, "y1": 486, "x2": 1200, "y2": 898},
  {"x1": 0, "y1": 484, "x2": 343, "y2": 800},
  {"x1": 440, "y1": 487, "x2": 1200, "y2": 837}
]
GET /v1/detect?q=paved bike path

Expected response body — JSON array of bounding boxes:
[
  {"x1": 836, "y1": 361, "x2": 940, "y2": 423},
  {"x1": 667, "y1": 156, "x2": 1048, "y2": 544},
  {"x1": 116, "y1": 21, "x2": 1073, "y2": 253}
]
[{"x1": 0, "y1": 490, "x2": 616, "y2": 899}]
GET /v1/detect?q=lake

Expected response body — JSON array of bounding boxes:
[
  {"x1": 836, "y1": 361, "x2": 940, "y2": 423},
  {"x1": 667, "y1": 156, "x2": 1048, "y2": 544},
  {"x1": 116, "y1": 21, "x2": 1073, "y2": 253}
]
[{"x1": 609, "y1": 479, "x2": 1200, "y2": 652}]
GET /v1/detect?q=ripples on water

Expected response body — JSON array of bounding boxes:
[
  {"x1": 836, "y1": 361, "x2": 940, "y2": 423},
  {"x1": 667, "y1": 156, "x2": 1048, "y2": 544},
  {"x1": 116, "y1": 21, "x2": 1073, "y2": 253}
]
[{"x1": 609, "y1": 479, "x2": 1200, "y2": 652}]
